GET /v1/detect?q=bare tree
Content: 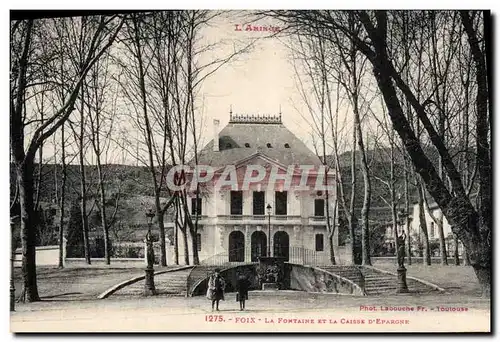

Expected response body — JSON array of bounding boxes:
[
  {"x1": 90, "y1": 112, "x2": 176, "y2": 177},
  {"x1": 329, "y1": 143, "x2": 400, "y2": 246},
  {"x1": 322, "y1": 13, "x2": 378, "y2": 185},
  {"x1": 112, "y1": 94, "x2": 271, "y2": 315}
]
[
  {"x1": 86, "y1": 52, "x2": 118, "y2": 265},
  {"x1": 267, "y1": 11, "x2": 491, "y2": 295},
  {"x1": 10, "y1": 15, "x2": 124, "y2": 301},
  {"x1": 288, "y1": 25, "x2": 338, "y2": 264}
]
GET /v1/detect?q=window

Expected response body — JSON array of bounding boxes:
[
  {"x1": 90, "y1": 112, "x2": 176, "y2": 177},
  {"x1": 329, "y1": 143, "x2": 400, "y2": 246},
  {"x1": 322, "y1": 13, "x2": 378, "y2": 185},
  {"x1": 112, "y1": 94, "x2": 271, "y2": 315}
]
[
  {"x1": 196, "y1": 233, "x2": 202, "y2": 251},
  {"x1": 191, "y1": 198, "x2": 202, "y2": 216},
  {"x1": 275, "y1": 191, "x2": 287, "y2": 215},
  {"x1": 245, "y1": 143, "x2": 250, "y2": 148},
  {"x1": 284, "y1": 143, "x2": 290, "y2": 148},
  {"x1": 315, "y1": 234, "x2": 324, "y2": 252},
  {"x1": 314, "y1": 199, "x2": 325, "y2": 217},
  {"x1": 226, "y1": 143, "x2": 232, "y2": 148},
  {"x1": 230, "y1": 191, "x2": 243, "y2": 215},
  {"x1": 253, "y1": 191, "x2": 265, "y2": 215},
  {"x1": 430, "y1": 222, "x2": 435, "y2": 238},
  {"x1": 267, "y1": 143, "x2": 272, "y2": 148}
]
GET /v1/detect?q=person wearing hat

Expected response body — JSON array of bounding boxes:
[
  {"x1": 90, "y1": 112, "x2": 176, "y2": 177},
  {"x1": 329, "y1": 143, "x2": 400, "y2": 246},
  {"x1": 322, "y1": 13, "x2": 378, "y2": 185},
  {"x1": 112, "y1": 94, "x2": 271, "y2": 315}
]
[
  {"x1": 236, "y1": 272, "x2": 250, "y2": 311},
  {"x1": 207, "y1": 268, "x2": 226, "y2": 311}
]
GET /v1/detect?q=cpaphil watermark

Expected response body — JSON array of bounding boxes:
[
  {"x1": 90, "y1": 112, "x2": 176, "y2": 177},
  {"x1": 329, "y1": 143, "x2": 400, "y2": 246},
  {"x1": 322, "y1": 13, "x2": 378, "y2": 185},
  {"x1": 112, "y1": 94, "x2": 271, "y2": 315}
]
[
  {"x1": 165, "y1": 164, "x2": 335, "y2": 192},
  {"x1": 234, "y1": 24, "x2": 281, "y2": 33}
]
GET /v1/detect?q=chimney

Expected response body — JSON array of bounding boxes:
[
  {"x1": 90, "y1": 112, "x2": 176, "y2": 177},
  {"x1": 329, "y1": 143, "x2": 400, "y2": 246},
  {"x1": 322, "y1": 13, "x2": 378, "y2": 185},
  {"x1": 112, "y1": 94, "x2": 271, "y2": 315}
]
[{"x1": 213, "y1": 119, "x2": 220, "y2": 152}]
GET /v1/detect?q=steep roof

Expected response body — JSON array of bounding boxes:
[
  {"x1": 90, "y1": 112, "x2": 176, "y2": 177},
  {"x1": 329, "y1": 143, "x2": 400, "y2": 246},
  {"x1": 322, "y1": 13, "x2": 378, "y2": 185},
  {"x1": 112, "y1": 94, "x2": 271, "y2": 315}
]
[{"x1": 196, "y1": 115, "x2": 322, "y2": 167}]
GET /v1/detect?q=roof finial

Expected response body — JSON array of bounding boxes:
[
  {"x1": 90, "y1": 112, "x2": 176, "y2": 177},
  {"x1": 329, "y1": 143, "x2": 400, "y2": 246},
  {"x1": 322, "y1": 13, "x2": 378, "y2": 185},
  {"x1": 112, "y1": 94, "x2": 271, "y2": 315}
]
[
  {"x1": 279, "y1": 105, "x2": 282, "y2": 122},
  {"x1": 229, "y1": 104, "x2": 233, "y2": 120}
]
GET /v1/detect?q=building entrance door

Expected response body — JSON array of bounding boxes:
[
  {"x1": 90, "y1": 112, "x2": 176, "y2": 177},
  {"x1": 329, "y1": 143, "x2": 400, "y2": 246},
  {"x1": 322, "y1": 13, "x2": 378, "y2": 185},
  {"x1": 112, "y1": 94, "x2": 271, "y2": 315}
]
[
  {"x1": 273, "y1": 231, "x2": 289, "y2": 261},
  {"x1": 228, "y1": 231, "x2": 245, "y2": 262},
  {"x1": 251, "y1": 231, "x2": 267, "y2": 262}
]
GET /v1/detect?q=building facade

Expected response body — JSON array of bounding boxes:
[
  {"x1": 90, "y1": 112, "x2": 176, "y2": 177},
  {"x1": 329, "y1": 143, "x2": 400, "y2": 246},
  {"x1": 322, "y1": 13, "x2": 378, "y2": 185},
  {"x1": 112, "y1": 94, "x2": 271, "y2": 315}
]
[
  {"x1": 410, "y1": 201, "x2": 465, "y2": 258},
  {"x1": 173, "y1": 113, "x2": 347, "y2": 265}
]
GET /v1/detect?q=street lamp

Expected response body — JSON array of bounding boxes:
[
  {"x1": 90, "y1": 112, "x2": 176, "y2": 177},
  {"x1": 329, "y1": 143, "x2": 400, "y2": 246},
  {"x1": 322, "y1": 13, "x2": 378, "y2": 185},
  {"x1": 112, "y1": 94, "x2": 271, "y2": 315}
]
[
  {"x1": 266, "y1": 204, "x2": 272, "y2": 257},
  {"x1": 396, "y1": 209, "x2": 409, "y2": 293},
  {"x1": 144, "y1": 209, "x2": 156, "y2": 296}
]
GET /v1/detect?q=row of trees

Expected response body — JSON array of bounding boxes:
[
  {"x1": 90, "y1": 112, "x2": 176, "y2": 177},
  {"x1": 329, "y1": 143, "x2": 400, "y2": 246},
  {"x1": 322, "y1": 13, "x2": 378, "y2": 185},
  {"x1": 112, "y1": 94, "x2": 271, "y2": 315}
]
[
  {"x1": 10, "y1": 10, "x2": 491, "y2": 302},
  {"x1": 277, "y1": 10, "x2": 490, "y2": 295},
  {"x1": 10, "y1": 11, "x2": 251, "y2": 302}
]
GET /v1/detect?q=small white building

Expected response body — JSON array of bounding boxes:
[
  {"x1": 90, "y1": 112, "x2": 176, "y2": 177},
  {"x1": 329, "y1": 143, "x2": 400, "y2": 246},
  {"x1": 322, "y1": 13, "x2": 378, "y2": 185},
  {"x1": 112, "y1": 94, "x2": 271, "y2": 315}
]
[{"x1": 410, "y1": 201, "x2": 465, "y2": 257}]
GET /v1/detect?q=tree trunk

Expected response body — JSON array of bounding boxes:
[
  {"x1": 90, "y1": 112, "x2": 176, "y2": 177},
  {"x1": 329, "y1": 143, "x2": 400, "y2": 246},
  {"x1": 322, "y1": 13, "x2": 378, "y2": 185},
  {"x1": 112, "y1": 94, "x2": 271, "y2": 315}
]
[
  {"x1": 403, "y1": 155, "x2": 412, "y2": 265},
  {"x1": 464, "y1": 250, "x2": 471, "y2": 266},
  {"x1": 191, "y1": 232, "x2": 199, "y2": 265},
  {"x1": 453, "y1": 234, "x2": 460, "y2": 266},
  {"x1": 58, "y1": 125, "x2": 67, "y2": 269},
  {"x1": 95, "y1": 162, "x2": 110, "y2": 265},
  {"x1": 78, "y1": 91, "x2": 91, "y2": 264},
  {"x1": 182, "y1": 226, "x2": 189, "y2": 265},
  {"x1": 437, "y1": 213, "x2": 448, "y2": 265},
  {"x1": 156, "y1": 201, "x2": 167, "y2": 266},
  {"x1": 174, "y1": 212, "x2": 179, "y2": 265},
  {"x1": 349, "y1": 123, "x2": 359, "y2": 265},
  {"x1": 416, "y1": 183, "x2": 431, "y2": 265},
  {"x1": 354, "y1": 105, "x2": 371, "y2": 266},
  {"x1": 328, "y1": 232, "x2": 336, "y2": 264},
  {"x1": 17, "y1": 160, "x2": 40, "y2": 302},
  {"x1": 326, "y1": 196, "x2": 337, "y2": 265},
  {"x1": 79, "y1": 153, "x2": 91, "y2": 264}
]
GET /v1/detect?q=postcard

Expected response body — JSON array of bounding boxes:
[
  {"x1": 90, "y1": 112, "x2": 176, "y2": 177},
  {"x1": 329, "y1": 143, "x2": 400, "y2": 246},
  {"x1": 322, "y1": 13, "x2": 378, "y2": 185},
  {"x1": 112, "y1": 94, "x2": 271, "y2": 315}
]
[{"x1": 9, "y1": 8, "x2": 491, "y2": 333}]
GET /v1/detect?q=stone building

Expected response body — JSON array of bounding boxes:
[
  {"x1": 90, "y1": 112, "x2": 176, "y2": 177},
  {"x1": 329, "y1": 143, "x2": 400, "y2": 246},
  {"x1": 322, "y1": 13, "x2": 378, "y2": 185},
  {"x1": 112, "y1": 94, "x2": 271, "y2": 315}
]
[{"x1": 173, "y1": 113, "x2": 347, "y2": 264}]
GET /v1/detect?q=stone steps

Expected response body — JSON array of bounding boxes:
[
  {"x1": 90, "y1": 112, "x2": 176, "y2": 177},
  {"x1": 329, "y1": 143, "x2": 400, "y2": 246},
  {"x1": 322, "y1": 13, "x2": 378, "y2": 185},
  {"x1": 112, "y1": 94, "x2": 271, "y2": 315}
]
[
  {"x1": 316, "y1": 265, "x2": 439, "y2": 295},
  {"x1": 186, "y1": 265, "x2": 222, "y2": 296},
  {"x1": 112, "y1": 268, "x2": 192, "y2": 297}
]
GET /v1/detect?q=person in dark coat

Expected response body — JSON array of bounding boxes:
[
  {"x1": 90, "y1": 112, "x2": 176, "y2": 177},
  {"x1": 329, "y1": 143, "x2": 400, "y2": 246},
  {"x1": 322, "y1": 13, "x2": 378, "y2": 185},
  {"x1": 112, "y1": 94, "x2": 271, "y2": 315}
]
[
  {"x1": 236, "y1": 273, "x2": 250, "y2": 311},
  {"x1": 207, "y1": 268, "x2": 226, "y2": 311}
]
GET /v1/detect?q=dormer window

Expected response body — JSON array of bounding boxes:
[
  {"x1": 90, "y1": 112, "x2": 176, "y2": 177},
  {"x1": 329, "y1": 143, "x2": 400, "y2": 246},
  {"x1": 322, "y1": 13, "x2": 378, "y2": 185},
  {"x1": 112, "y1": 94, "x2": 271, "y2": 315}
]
[
  {"x1": 245, "y1": 143, "x2": 250, "y2": 148},
  {"x1": 267, "y1": 143, "x2": 272, "y2": 148},
  {"x1": 226, "y1": 143, "x2": 232, "y2": 148},
  {"x1": 284, "y1": 143, "x2": 290, "y2": 148}
]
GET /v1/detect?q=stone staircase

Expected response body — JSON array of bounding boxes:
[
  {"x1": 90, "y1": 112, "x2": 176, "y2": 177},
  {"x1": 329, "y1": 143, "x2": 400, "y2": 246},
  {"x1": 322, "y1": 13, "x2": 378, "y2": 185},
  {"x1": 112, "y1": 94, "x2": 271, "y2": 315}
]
[
  {"x1": 186, "y1": 265, "x2": 222, "y2": 297},
  {"x1": 319, "y1": 265, "x2": 365, "y2": 290},
  {"x1": 317, "y1": 265, "x2": 440, "y2": 295},
  {"x1": 111, "y1": 267, "x2": 193, "y2": 297}
]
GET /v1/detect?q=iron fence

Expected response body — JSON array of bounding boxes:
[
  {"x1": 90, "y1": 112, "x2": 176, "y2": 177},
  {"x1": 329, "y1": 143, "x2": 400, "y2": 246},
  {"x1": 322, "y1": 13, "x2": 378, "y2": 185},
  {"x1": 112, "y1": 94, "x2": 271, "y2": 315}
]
[{"x1": 197, "y1": 246, "x2": 337, "y2": 266}]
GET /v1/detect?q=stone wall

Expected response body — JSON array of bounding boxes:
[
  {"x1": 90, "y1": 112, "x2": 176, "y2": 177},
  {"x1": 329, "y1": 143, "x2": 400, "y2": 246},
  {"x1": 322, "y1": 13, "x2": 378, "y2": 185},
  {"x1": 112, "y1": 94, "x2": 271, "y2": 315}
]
[{"x1": 288, "y1": 264, "x2": 364, "y2": 296}]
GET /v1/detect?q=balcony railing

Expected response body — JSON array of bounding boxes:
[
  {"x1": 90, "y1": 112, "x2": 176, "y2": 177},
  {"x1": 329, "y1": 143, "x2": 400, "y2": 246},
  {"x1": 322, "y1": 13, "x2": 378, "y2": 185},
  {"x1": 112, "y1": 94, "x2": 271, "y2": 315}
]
[
  {"x1": 217, "y1": 215, "x2": 302, "y2": 222},
  {"x1": 311, "y1": 216, "x2": 326, "y2": 221}
]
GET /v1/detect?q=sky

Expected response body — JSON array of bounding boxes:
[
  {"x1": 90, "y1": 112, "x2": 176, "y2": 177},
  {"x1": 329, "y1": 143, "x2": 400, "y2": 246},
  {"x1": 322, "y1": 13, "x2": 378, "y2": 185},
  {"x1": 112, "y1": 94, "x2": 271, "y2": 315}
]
[{"x1": 36, "y1": 11, "x2": 351, "y2": 167}]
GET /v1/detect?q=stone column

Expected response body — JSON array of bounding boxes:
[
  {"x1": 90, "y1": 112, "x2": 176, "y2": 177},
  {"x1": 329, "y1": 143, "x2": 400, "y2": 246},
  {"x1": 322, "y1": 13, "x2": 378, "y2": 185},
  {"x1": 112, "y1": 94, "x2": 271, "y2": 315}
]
[
  {"x1": 245, "y1": 224, "x2": 251, "y2": 262},
  {"x1": 62, "y1": 237, "x2": 67, "y2": 267}
]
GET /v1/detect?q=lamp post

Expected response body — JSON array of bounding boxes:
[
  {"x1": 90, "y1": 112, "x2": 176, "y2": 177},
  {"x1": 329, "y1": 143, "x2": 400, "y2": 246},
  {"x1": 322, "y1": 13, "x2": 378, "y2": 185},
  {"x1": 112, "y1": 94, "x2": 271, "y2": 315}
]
[
  {"x1": 396, "y1": 209, "x2": 409, "y2": 293},
  {"x1": 266, "y1": 204, "x2": 272, "y2": 257},
  {"x1": 144, "y1": 209, "x2": 156, "y2": 296}
]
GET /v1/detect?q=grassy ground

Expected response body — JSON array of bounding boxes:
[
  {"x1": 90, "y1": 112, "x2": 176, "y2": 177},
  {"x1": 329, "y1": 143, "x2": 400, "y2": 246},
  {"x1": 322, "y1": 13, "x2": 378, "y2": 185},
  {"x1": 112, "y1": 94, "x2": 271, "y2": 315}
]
[
  {"x1": 371, "y1": 260, "x2": 482, "y2": 296},
  {"x1": 13, "y1": 266, "x2": 175, "y2": 300}
]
